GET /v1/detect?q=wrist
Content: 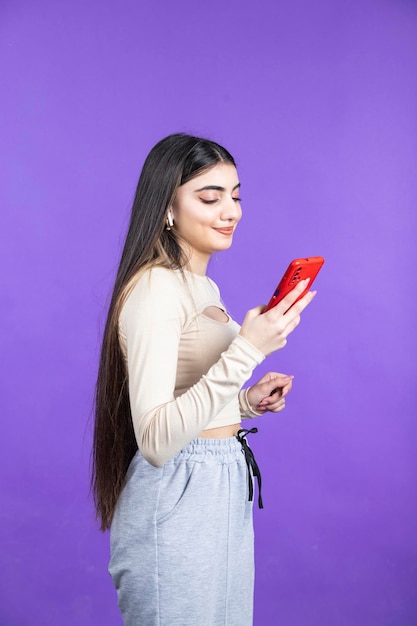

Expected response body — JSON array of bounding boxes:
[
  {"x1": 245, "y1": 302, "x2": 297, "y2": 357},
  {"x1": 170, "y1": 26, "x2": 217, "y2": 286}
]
[{"x1": 239, "y1": 387, "x2": 264, "y2": 418}]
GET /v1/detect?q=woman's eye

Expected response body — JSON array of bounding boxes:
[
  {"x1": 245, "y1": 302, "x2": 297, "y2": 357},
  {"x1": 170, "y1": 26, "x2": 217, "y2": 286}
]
[
  {"x1": 199, "y1": 195, "x2": 241, "y2": 204},
  {"x1": 200, "y1": 198, "x2": 219, "y2": 205}
]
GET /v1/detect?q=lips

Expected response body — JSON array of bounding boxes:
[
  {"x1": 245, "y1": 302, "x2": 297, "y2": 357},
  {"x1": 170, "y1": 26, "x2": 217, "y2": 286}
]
[{"x1": 213, "y1": 227, "x2": 234, "y2": 235}]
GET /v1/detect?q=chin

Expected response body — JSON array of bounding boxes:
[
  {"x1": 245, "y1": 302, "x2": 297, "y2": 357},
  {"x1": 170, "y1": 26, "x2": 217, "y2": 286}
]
[{"x1": 216, "y1": 240, "x2": 234, "y2": 252}]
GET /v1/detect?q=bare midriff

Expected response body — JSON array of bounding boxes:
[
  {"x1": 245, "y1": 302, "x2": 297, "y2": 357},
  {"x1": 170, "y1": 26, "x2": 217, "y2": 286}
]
[{"x1": 198, "y1": 423, "x2": 241, "y2": 438}]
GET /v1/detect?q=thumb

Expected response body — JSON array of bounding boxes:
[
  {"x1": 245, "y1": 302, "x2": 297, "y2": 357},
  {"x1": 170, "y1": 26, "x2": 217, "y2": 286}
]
[
  {"x1": 247, "y1": 305, "x2": 265, "y2": 319},
  {"x1": 262, "y1": 374, "x2": 293, "y2": 394}
]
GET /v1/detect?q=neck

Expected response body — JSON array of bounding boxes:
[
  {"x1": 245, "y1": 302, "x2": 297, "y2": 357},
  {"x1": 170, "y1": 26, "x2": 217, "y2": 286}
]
[{"x1": 183, "y1": 250, "x2": 211, "y2": 276}]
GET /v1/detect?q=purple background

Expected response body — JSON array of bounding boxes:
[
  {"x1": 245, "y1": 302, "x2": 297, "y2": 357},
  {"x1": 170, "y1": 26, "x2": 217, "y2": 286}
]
[{"x1": 1, "y1": 0, "x2": 416, "y2": 624}]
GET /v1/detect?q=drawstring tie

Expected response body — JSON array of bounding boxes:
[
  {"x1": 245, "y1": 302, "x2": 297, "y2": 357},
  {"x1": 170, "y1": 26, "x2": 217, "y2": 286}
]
[{"x1": 236, "y1": 428, "x2": 263, "y2": 509}]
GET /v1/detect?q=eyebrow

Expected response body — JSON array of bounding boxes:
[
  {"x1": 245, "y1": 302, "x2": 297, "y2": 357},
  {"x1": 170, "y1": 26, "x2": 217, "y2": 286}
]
[{"x1": 194, "y1": 183, "x2": 241, "y2": 192}]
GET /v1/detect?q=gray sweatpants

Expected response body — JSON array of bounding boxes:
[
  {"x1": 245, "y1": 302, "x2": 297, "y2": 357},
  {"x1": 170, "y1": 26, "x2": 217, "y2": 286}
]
[{"x1": 109, "y1": 436, "x2": 255, "y2": 626}]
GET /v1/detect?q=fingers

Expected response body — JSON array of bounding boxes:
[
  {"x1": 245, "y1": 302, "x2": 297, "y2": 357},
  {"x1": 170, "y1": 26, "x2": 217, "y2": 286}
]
[
  {"x1": 271, "y1": 378, "x2": 293, "y2": 398},
  {"x1": 271, "y1": 399, "x2": 286, "y2": 412},
  {"x1": 286, "y1": 289, "x2": 317, "y2": 318},
  {"x1": 246, "y1": 305, "x2": 266, "y2": 319},
  {"x1": 281, "y1": 380, "x2": 293, "y2": 397},
  {"x1": 240, "y1": 281, "x2": 317, "y2": 355},
  {"x1": 253, "y1": 371, "x2": 294, "y2": 413},
  {"x1": 259, "y1": 372, "x2": 293, "y2": 389},
  {"x1": 281, "y1": 277, "x2": 310, "y2": 310},
  {"x1": 284, "y1": 313, "x2": 301, "y2": 335},
  {"x1": 260, "y1": 279, "x2": 316, "y2": 346},
  {"x1": 277, "y1": 290, "x2": 316, "y2": 340},
  {"x1": 269, "y1": 278, "x2": 316, "y2": 319},
  {"x1": 259, "y1": 397, "x2": 286, "y2": 413}
]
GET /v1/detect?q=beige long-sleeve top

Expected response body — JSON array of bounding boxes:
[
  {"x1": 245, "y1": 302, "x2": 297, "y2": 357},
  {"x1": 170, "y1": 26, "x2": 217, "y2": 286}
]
[{"x1": 119, "y1": 266, "x2": 265, "y2": 466}]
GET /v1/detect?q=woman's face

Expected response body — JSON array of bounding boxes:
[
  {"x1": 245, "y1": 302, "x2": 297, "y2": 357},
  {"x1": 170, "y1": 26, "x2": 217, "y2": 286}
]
[{"x1": 170, "y1": 163, "x2": 242, "y2": 273}]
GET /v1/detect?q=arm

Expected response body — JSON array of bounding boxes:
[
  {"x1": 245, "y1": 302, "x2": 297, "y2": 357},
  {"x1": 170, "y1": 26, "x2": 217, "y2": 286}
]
[{"x1": 120, "y1": 269, "x2": 265, "y2": 467}]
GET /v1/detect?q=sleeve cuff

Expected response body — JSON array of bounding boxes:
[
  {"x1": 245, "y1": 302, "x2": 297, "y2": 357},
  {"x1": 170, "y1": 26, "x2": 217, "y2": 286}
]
[
  {"x1": 238, "y1": 387, "x2": 264, "y2": 419},
  {"x1": 233, "y1": 334, "x2": 266, "y2": 365}
]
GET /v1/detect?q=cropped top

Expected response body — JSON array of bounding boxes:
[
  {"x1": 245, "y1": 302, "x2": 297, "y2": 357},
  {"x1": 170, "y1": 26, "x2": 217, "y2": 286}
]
[{"x1": 119, "y1": 266, "x2": 265, "y2": 466}]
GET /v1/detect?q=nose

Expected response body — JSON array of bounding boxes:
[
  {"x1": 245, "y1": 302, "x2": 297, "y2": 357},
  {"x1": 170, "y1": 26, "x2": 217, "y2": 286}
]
[{"x1": 221, "y1": 197, "x2": 242, "y2": 223}]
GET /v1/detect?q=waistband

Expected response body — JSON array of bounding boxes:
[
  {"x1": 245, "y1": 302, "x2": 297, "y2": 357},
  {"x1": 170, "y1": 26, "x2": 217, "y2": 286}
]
[
  {"x1": 174, "y1": 435, "x2": 243, "y2": 458},
  {"x1": 172, "y1": 429, "x2": 264, "y2": 509}
]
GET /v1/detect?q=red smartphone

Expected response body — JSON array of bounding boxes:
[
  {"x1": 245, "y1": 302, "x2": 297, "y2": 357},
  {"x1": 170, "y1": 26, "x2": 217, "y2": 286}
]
[{"x1": 263, "y1": 256, "x2": 324, "y2": 313}]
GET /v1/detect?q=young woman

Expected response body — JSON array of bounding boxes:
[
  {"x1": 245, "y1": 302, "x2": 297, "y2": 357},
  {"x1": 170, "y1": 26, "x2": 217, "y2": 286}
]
[{"x1": 92, "y1": 133, "x2": 316, "y2": 626}]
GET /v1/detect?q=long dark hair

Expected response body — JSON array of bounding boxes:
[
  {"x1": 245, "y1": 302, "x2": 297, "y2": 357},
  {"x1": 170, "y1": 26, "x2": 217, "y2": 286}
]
[{"x1": 91, "y1": 133, "x2": 236, "y2": 530}]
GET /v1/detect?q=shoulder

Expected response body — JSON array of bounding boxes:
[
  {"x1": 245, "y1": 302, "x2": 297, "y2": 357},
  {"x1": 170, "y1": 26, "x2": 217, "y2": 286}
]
[
  {"x1": 131, "y1": 266, "x2": 187, "y2": 297},
  {"x1": 121, "y1": 266, "x2": 188, "y2": 326},
  {"x1": 206, "y1": 276, "x2": 221, "y2": 297}
]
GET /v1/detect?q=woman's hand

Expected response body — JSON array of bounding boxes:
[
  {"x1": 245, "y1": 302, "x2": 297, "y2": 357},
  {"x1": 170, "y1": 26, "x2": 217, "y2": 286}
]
[
  {"x1": 239, "y1": 278, "x2": 316, "y2": 356},
  {"x1": 247, "y1": 372, "x2": 294, "y2": 414}
]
